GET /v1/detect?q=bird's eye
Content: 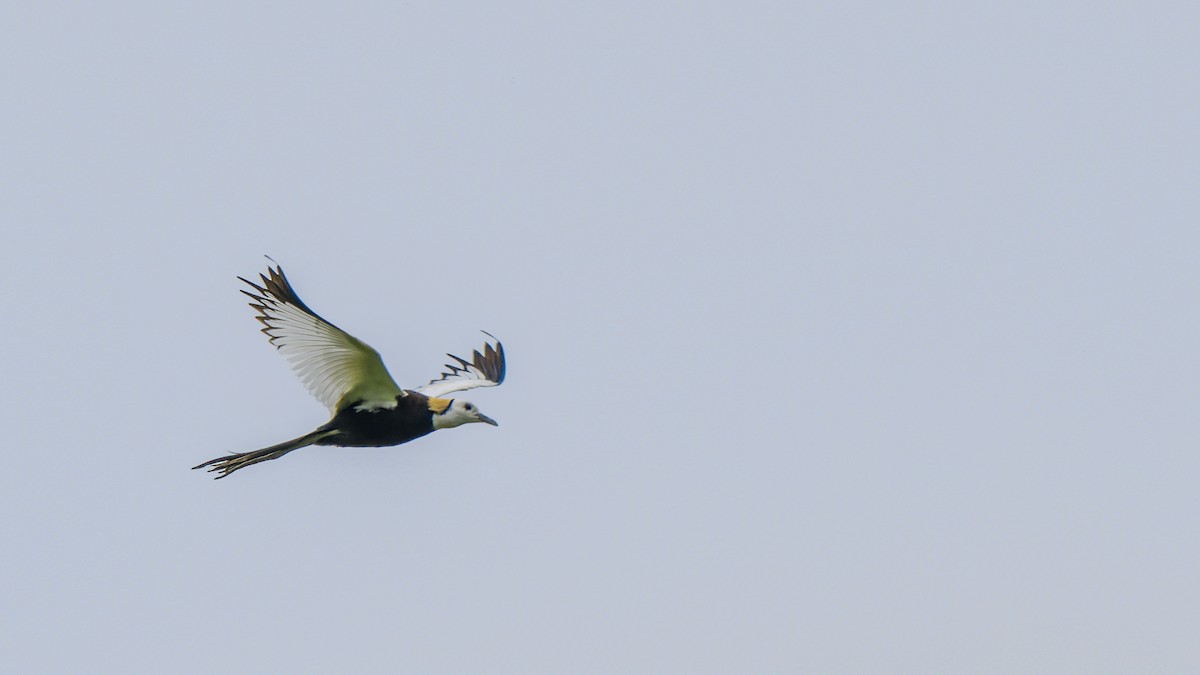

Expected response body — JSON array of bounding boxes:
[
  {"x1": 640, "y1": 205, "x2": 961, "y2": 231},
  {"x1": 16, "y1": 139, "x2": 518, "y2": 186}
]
[{"x1": 465, "y1": 403, "x2": 474, "y2": 411}]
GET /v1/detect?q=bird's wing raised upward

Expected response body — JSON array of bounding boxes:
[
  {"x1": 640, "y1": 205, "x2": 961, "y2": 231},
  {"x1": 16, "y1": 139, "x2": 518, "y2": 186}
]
[
  {"x1": 240, "y1": 264, "x2": 405, "y2": 412},
  {"x1": 415, "y1": 333, "x2": 506, "y2": 398}
]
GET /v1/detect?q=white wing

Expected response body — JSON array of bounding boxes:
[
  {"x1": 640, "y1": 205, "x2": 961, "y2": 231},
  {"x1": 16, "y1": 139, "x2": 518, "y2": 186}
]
[
  {"x1": 241, "y1": 265, "x2": 405, "y2": 412},
  {"x1": 415, "y1": 333, "x2": 506, "y2": 398}
]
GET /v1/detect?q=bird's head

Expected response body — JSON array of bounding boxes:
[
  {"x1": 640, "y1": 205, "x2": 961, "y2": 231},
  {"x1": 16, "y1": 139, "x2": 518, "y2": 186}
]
[{"x1": 432, "y1": 398, "x2": 498, "y2": 430}]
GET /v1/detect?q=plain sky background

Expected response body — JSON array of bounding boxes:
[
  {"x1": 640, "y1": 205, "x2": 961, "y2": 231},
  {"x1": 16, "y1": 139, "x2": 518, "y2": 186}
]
[{"x1": 1, "y1": 2, "x2": 1197, "y2": 673}]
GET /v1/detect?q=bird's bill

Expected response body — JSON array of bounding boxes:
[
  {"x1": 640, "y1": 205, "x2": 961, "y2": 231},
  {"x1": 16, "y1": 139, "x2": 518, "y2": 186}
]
[{"x1": 477, "y1": 413, "x2": 499, "y2": 426}]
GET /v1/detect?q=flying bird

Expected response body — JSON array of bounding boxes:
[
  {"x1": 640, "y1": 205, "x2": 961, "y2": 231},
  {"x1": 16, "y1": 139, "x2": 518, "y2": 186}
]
[{"x1": 193, "y1": 263, "x2": 505, "y2": 478}]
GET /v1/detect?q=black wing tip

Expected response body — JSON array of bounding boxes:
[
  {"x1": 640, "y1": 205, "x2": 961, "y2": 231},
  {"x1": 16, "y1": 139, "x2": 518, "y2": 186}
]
[
  {"x1": 426, "y1": 332, "x2": 506, "y2": 387},
  {"x1": 477, "y1": 330, "x2": 506, "y2": 385},
  {"x1": 237, "y1": 258, "x2": 327, "y2": 321},
  {"x1": 237, "y1": 255, "x2": 282, "y2": 283}
]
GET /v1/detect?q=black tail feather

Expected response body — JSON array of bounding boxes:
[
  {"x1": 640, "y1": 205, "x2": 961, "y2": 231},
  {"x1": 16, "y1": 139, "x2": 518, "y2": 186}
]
[{"x1": 192, "y1": 429, "x2": 336, "y2": 479}]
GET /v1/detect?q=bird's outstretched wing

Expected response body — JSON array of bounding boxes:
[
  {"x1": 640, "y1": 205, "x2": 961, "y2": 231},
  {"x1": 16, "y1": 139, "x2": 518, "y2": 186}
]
[
  {"x1": 240, "y1": 264, "x2": 405, "y2": 412},
  {"x1": 415, "y1": 333, "x2": 506, "y2": 398}
]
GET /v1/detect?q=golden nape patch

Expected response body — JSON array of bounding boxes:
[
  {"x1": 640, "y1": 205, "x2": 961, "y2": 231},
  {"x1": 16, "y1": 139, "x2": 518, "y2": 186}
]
[{"x1": 427, "y1": 397, "x2": 452, "y2": 414}]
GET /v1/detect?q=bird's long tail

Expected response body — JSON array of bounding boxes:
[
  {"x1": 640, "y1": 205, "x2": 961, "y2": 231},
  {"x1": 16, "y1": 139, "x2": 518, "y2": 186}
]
[{"x1": 192, "y1": 429, "x2": 338, "y2": 479}]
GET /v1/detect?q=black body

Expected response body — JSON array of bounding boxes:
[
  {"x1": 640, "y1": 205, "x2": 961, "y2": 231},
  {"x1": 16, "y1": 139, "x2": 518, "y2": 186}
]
[{"x1": 316, "y1": 391, "x2": 438, "y2": 447}]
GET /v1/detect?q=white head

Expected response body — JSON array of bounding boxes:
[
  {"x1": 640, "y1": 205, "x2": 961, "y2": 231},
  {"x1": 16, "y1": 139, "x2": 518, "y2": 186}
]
[{"x1": 432, "y1": 398, "x2": 498, "y2": 430}]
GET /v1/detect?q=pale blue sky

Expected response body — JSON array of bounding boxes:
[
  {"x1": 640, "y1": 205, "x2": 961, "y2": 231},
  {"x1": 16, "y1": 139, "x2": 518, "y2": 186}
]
[{"x1": 2, "y1": 2, "x2": 1198, "y2": 673}]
